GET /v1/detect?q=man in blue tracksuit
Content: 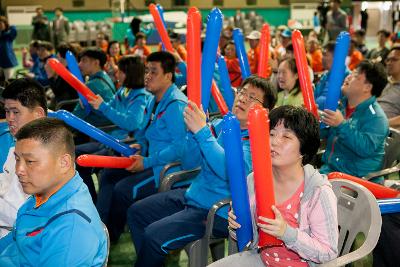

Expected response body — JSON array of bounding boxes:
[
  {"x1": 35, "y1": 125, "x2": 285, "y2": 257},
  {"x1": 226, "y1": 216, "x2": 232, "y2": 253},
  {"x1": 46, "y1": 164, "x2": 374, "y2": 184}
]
[
  {"x1": 0, "y1": 118, "x2": 107, "y2": 266},
  {"x1": 73, "y1": 48, "x2": 116, "y2": 127},
  {"x1": 96, "y1": 51, "x2": 188, "y2": 242},
  {"x1": 127, "y1": 76, "x2": 277, "y2": 267},
  {"x1": 320, "y1": 61, "x2": 389, "y2": 180},
  {"x1": 0, "y1": 78, "x2": 47, "y2": 238},
  {"x1": 75, "y1": 56, "x2": 151, "y2": 202}
]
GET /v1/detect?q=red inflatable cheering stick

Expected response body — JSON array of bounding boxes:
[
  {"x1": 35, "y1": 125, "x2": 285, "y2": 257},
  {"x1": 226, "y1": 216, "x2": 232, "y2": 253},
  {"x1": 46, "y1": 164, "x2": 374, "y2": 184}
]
[
  {"x1": 149, "y1": 3, "x2": 174, "y2": 52},
  {"x1": 292, "y1": 30, "x2": 319, "y2": 119},
  {"x1": 47, "y1": 58, "x2": 96, "y2": 100},
  {"x1": 76, "y1": 154, "x2": 135, "y2": 169},
  {"x1": 328, "y1": 172, "x2": 400, "y2": 199},
  {"x1": 186, "y1": 7, "x2": 202, "y2": 108},
  {"x1": 258, "y1": 23, "x2": 271, "y2": 78},
  {"x1": 248, "y1": 105, "x2": 282, "y2": 247}
]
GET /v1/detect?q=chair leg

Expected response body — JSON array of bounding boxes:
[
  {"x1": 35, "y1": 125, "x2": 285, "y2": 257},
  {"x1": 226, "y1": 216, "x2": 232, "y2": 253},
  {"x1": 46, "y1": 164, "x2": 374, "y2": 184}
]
[
  {"x1": 228, "y1": 236, "x2": 238, "y2": 255},
  {"x1": 210, "y1": 240, "x2": 225, "y2": 261},
  {"x1": 186, "y1": 240, "x2": 208, "y2": 267}
]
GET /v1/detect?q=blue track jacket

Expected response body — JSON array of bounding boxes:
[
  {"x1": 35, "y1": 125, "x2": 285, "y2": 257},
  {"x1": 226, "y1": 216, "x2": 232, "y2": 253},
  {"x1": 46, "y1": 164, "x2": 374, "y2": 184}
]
[
  {"x1": 0, "y1": 173, "x2": 107, "y2": 267},
  {"x1": 73, "y1": 70, "x2": 116, "y2": 126},
  {"x1": 135, "y1": 84, "x2": 188, "y2": 188},
  {"x1": 184, "y1": 126, "x2": 253, "y2": 218},
  {"x1": 320, "y1": 96, "x2": 389, "y2": 178},
  {"x1": 98, "y1": 87, "x2": 151, "y2": 140}
]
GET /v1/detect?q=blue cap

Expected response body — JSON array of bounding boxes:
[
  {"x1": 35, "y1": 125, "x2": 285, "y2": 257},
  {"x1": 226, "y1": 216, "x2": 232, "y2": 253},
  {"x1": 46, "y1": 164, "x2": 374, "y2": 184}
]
[{"x1": 281, "y1": 29, "x2": 292, "y2": 38}]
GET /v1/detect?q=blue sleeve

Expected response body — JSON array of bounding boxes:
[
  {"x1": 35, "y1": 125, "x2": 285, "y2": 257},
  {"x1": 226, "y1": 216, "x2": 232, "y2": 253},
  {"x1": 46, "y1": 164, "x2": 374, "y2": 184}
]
[
  {"x1": 193, "y1": 126, "x2": 226, "y2": 178},
  {"x1": 0, "y1": 232, "x2": 13, "y2": 253},
  {"x1": 39, "y1": 214, "x2": 102, "y2": 267},
  {"x1": 181, "y1": 131, "x2": 202, "y2": 170},
  {"x1": 0, "y1": 26, "x2": 17, "y2": 41},
  {"x1": 143, "y1": 102, "x2": 187, "y2": 168},
  {"x1": 175, "y1": 62, "x2": 187, "y2": 88},
  {"x1": 99, "y1": 94, "x2": 147, "y2": 132}
]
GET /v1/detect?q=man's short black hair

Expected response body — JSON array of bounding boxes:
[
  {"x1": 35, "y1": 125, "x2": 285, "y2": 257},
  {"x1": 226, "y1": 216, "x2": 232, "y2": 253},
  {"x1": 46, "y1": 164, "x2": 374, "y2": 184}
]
[
  {"x1": 38, "y1": 41, "x2": 54, "y2": 52},
  {"x1": 2, "y1": 78, "x2": 47, "y2": 115},
  {"x1": 79, "y1": 48, "x2": 107, "y2": 68},
  {"x1": 56, "y1": 42, "x2": 78, "y2": 59},
  {"x1": 54, "y1": 7, "x2": 63, "y2": 12},
  {"x1": 323, "y1": 41, "x2": 336, "y2": 53},
  {"x1": 241, "y1": 75, "x2": 276, "y2": 110},
  {"x1": 357, "y1": 60, "x2": 388, "y2": 97},
  {"x1": 269, "y1": 105, "x2": 320, "y2": 165},
  {"x1": 377, "y1": 29, "x2": 391, "y2": 38},
  {"x1": 146, "y1": 51, "x2": 176, "y2": 83},
  {"x1": 15, "y1": 118, "x2": 75, "y2": 159},
  {"x1": 118, "y1": 56, "x2": 145, "y2": 89}
]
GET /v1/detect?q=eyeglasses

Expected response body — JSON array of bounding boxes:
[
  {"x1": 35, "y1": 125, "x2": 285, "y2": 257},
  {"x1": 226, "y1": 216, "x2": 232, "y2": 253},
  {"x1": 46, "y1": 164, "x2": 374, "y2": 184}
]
[
  {"x1": 385, "y1": 57, "x2": 400, "y2": 63},
  {"x1": 237, "y1": 88, "x2": 263, "y2": 104}
]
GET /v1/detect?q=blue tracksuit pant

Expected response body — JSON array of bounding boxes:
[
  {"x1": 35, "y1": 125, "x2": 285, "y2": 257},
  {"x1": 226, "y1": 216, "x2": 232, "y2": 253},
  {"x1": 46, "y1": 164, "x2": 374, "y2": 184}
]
[
  {"x1": 96, "y1": 167, "x2": 155, "y2": 242},
  {"x1": 127, "y1": 188, "x2": 228, "y2": 267}
]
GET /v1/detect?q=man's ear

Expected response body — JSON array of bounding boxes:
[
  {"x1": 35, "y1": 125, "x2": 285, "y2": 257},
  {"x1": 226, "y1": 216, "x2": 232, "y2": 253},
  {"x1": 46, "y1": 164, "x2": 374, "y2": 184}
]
[
  {"x1": 33, "y1": 106, "x2": 46, "y2": 119},
  {"x1": 165, "y1": 72, "x2": 173, "y2": 82},
  {"x1": 59, "y1": 153, "x2": 73, "y2": 174}
]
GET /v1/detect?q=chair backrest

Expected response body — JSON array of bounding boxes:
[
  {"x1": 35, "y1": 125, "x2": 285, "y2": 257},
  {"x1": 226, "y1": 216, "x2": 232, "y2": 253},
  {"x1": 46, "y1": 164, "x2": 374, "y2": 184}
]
[
  {"x1": 324, "y1": 179, "x2": 382, "y2": 266},
  {"x1": 382, "y1": 128, "x2": 400, "y2": 169}
]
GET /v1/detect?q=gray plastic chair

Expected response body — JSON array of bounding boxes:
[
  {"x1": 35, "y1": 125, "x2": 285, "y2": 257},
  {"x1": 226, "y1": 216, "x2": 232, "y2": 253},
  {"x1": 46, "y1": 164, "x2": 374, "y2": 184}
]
[
  {"x1": 184, "y1": 199, "x2": 230, "y2": 267},
  {"x1": 317, "y1": 179, "x2": 382, "y2": 267},
  {"x1": 158, "y1": 166, "x2": 226, "y2": 267},
  {"x1": 224, "y1": 179, "x2": 382, "y2": 267},
  {"x1": 364, "y1": 127, "x2": 400, "y2": 181}
]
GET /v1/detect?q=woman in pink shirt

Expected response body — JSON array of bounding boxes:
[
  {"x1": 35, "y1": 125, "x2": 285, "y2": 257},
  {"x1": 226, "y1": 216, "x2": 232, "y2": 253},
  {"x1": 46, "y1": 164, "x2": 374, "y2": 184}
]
[{"x1": 209, "y1": 105, "x2": 338, "y2": 267}]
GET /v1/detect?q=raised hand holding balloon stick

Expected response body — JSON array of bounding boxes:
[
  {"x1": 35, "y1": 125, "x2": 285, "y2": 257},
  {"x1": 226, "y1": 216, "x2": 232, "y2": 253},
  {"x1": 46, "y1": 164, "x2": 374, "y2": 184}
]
[
  {"x1": 222, "y1": 112, "x2": 253, "y2": 251},
  {"x1": 248, "y1": 105, "x2": 282, "y2": 247},
  {"x1": 292, "y1": 30, "x2": 319, "y2": 119}
]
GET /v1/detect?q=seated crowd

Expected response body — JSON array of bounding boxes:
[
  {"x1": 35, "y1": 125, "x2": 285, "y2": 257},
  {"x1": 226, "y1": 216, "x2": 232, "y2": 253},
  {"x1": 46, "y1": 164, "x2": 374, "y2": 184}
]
[{"x1": 0, "y1": 15, "x2": 400, "y2": 267}]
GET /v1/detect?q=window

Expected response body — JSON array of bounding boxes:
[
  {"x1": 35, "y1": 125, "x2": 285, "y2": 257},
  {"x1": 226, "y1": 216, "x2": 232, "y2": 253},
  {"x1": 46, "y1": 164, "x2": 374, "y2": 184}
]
[
  {"x1": 144, "y1": 0, "x2": 156, "y2": 6},
  {"x1": 213, "y1": 0, "x2": 224, "y2": 6},
  {"x1": 72, "y1": 0, "x2": 85, "y2": 7},
  {"x1": 174, "y1": 0, "x2": 188, "y2": 6},
  {"x1": 246, "y1": 0, "x2": 257, "y2": 5}
]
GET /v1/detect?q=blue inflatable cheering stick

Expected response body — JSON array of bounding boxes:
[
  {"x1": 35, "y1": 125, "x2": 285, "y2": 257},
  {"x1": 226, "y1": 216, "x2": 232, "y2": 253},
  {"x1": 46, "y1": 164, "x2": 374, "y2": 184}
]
[
  {"x1": 222, "y1": 112, "x2": 253, "y2": 251},
  {"x1": 48, "y1": 110, "x2": 136, "y2": 156},
  {"x1": 233, "y1": 28, "x2": 251, "y2": 79}
]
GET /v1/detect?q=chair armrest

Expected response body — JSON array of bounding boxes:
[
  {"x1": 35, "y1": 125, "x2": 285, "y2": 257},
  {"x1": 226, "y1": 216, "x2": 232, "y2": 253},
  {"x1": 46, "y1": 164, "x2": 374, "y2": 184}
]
[
  {"x1": 158, "y1": 167, "x2": 201, "y2": 192},
  {"x1": 159, "y1": 162, "x2": 181, "y2": 182},
  {"x1": 363, "y1": 163, "x2": 400, "y2": 181},
  {"x1": 204, "y1": 198, "x2": 231, "y2": 241},
  {"x1": 55, "y1": 99, "x2": 79, "y2": 111}
]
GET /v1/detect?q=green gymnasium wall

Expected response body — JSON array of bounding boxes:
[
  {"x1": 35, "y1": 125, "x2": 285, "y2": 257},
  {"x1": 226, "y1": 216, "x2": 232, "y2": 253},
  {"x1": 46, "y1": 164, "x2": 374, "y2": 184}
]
[{"x1": 15, "y1": 8, "x2": 290, "y2": 46}]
